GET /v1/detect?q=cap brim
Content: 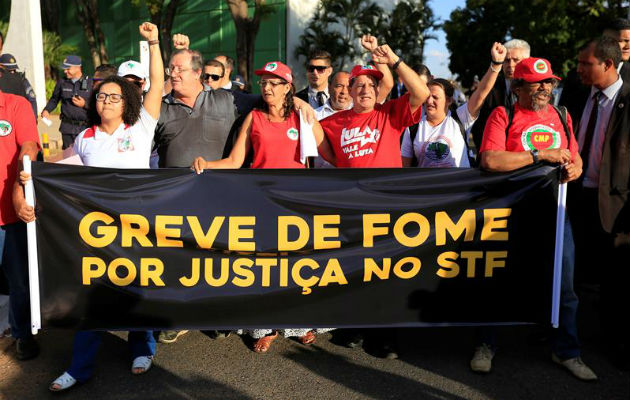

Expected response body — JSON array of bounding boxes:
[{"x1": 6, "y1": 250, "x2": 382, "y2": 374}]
[{"x1": 352, "y1": 69, "x2": 384, "y2": 81}]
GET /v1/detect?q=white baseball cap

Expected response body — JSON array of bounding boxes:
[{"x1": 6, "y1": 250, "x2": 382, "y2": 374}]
[{"x1": 117, "y1": 60, "x2": 147, "y2": 80}]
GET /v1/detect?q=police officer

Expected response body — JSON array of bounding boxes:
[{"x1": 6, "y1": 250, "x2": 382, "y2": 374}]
[
  {"x1": 41, "y1": 55, "x2": 93, "y2": 149},
  {"x1": 0, "y1": 53, "x2": 38, "y2": 119}
]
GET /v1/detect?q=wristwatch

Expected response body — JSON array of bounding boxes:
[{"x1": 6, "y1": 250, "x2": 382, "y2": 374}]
[{"x1": 530, "y1": 149, "x2": 539, "y2": 164}]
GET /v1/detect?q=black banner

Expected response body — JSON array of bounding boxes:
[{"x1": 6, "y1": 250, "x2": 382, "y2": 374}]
[{"x1": 32, "y1": 162, "x2": 560, "y2": 330}]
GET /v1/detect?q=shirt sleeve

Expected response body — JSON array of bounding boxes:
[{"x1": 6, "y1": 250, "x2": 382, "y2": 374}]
[
  {"x1": 400, "y1": 127, "x2": 414, "y2": 158},
  {"x1": 13, "y1": 96, "x2": 39, "y2": 147},
  {"x1": 479, "y1": 106, "x2": 509, "y2": 153},
  {"x1": 456, "y1": 102, "x2": 477, "y2": 131},
  {"x1": 44, "y1": 80, "x2": 62, "y2": 112},
  {"x1": 384, "y1": 93, "x2": 422, "y2": 131},
  {"x1": 138, "y1": 106, "x2": 158, "y2": 140}
]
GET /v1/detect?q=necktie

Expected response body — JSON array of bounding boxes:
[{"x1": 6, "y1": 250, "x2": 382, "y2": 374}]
[
  {"x1": 580, "y1": 91, "x2": 602, "y2": 175},
  {"x1": 316, "y1": 91, "x2": 326, "y2": 107}
]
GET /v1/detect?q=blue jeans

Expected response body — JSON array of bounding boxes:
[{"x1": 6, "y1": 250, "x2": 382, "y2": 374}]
[
  {"x1": 477, "y1": 218, "x2": 580, "y2": 359},
  {"x1": 67, "y1": 330, "x2": 156, "y2": 382},
  {"x1": 0, "y1": 222, "x2": 32, "y2": 339}
]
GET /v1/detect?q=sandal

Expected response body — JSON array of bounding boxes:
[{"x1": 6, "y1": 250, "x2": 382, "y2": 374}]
[
  {"x1": 298, "y1": 330, "x2": 316, "y2": 345},
  {"x1": 131, "y1": 355, "x2": 153, "y2": 375},
  {"x1": 49, "y1": 372, "x2": 77, "y2": 392},
  {"x1": 253, "y1": 331, "x2": 278, "y2": 353}
]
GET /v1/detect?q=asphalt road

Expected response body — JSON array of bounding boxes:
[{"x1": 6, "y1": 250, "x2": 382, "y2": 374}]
[{"x1": 1, "y1": 304, "x2": 629, "y2": 400}]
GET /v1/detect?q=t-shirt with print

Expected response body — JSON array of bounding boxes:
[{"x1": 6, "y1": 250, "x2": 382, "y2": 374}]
[
  {"x1": 401, "y1": 102, "x2": 473, "y2": 168},
  {"x1": 73, "y1": 106, "x2": 157, "y2": 168},
  {"x1": 480, "y1": 103, "x2": 578, "y2": 156},
  {"x1": 320, "y1": 93, "x2": 422, "y2": 168},
  {"x1": 0, "y1": 93, "x2": 40, "y2": 225},
  {"x1": 249, "y1": 110, "x2": 305, "y2": 169}
]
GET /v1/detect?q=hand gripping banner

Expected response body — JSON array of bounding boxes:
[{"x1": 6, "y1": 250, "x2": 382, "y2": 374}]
[{"x1": 30, "y1": 162, "x2": 560, "y2": 331}]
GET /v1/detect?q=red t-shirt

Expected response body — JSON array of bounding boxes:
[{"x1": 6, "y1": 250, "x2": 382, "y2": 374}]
[
  {"x1": 320, "y1": 93, "x2": 422, "y2": 167},
  {"x1": 0, "y1": 93, "x2": 40, "y2": 226},
  {"x1": 249, "y1": 110, "x2": 305, "y2": 169},
  {"x1": 480, "y1": 103, "x2": 578, "y2": 157}
]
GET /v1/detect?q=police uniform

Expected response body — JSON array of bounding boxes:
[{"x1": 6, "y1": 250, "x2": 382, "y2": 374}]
[
  {"x1": 43, "y1": 56, "x2": 93, "y2": 149},
  {"x1": 0, "y1": 54, "x2": 38, "y2": 119}
]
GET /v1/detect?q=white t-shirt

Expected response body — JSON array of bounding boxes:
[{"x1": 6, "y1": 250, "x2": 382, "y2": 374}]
[
  {"x1": 401, "y1": 103, "x2": 474, "y2": 168},
  {"x1": 73, "y1": 107, "x2": 157, "y2": 168}
]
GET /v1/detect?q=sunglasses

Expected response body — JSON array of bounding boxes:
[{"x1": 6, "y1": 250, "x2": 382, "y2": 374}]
[
  {"x1": 307, "y1": 65, "x2": 329, "y2": 73},
  {"x1": 203, "y1": 73, "x2": 223, "y2": 81}
]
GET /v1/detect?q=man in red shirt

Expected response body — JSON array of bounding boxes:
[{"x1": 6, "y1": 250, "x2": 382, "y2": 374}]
[
  {"x1": 476, "y1": 58, "x2": 596, "y2": 381},
  {"x1": 320, "y1": 43, "x2": 429, "y2": 168},
  {"x1": 0, "y1": 90, "x2": 40, "y2": 359}
]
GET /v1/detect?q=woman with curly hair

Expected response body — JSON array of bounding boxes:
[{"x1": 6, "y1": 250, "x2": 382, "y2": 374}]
[
  {"x1": 192, "y1": 61, "x2": 335, "y2": 353},
  {"x1": 45, "y1": 22, "x2": 165, "y2": 392}
]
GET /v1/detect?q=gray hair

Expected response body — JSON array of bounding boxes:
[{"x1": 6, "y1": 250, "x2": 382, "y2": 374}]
[
  {"x1": 504, "y1": 39, "x2": 531, "y2": 58},
  {"x1": 170, "y1": 49, "x2": 204, "y2": 72}
]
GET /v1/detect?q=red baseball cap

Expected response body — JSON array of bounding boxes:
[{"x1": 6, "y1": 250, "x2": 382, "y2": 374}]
[
  {"x1": 255, "y1": 61, "x2": 293, "y2": 84},
  {"x1": 513, "y1": 58, "x2": 561, "y2": 82},
  {"x1": 350, "y1": 64, "x2": 384, "y2": 81}
]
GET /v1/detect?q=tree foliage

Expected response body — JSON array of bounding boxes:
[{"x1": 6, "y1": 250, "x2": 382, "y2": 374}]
[
  {"x1": 444, "y1": 0, "x2": 625, "y2": 87},
  {"x1": 131, "y1": 0, "x2": 182, "y2": 62},
  {"x1": 74, "y1": 0, "x2": 109, "y2": 67}
]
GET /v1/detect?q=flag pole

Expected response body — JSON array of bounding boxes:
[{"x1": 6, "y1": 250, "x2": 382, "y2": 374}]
[
  {"x1": 551, "y1": 181, "x2": 567, "y2": 328},
  {"x1": 23, "y1": 156, "x2": 41, "y2": 334}
]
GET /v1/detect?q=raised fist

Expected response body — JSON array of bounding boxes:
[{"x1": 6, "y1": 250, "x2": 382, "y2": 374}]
[
  {"x1": 371, "y1": 44, "x2": 397, "y2": 65},
  {"x1": 172, "y1": 33, "x2": 190, "y2": 50},
  {"x1": 139, "y1": 22, "x2": 159, "y2": 41},
  {"x1": 491, "y1": 42, "x2": 506, "y2": 64},
  {"x1": 361, "y1": 34, "x2": 378, "y2": 52}
]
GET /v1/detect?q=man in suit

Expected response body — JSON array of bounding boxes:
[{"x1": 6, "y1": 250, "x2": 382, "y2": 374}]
[
  {"x1": 560, "y1": 18, "x2": 630, "y2": 131},
  {"x1": 470, "y1": 39, "x2": 530, "y2": 153},
  {"x1": 296, "y1": 50, "x2": 332, "y2": 108},
  {"x1": 571, "y1": 35, "x2": 630, "y2": 370}
]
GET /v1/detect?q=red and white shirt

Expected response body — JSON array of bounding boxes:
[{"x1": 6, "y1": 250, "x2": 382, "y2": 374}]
[
  {"x1": 73, "y1": 107, "x2": 157, "y2": 168},
  {"x1": 0, "y1": 93, "x2": 40, "y2": 225},
  {"x1": 480, "y1": 103, "x2": 578, "y2": 156},
  {"x1": 320, "y1": 93, "x2": 422, "y2": 168}
]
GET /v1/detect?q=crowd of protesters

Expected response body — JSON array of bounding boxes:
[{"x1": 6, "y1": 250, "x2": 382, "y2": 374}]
[{"x1": 1, "y1": 15, "x2": 629, "y2": 392}]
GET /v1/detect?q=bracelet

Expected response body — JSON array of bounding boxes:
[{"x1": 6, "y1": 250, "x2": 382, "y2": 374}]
[
  {"x1": 148, "y1": 39, "x2": 160, "y2": 46},
  {"x1": 491, "y1": 59, "x2": 504, "y2": 65},
  {"x1": 489, "y1": 64, "x2": 501, "y2": 73},
  {"x1": 392, "y1": 58, "x2": 403, "y2": 70}
]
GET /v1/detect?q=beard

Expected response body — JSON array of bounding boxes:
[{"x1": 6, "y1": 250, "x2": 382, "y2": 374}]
[{"x1": 531, "y1": 91, "x2": 551, "y2": 111}]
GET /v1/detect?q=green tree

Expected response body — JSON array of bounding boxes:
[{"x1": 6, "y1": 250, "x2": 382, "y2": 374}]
[
  {"x1": 444, "y1": 0, "x2": 621, "y2": 87},
  {"x1": 131, "y1": 0, "x2": 183, "y2": 62},
  {"x1": 295, "y1": 0, "x2": 387, "y2": 70},
  {"x1": 74, "y1": 0, "x2": 109, "y2": 67},
  {"x1": 383, "y1": 0, "x2": 438, "y2": 69}
]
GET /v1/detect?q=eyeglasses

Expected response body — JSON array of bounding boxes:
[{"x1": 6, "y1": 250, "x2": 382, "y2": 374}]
[
  {"x1": 307, "y1": 65, "x2": 329, "y2": 73},
  {"x1": 95, "y1": 93, "x2": 123, "y2": 103},
  {"x1": 258, "y1": 79, "x2": 287, "y2": 88},
  {"x1": 203, "y1": 73, "x2": 223, "y2": 82},
  {"x1": 165, "y1": 66, "x2": 191, "y2": 76}
]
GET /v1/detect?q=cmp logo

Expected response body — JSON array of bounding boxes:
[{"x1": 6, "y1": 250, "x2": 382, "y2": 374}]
[
  {"x1": 534, "y1": 60, "x2": 548, "y2": 74},
  {"x1": 0, "y1": 120, "x2": 12, "y2": 137},
  {"x1": 286, "y1": 127, "x2": 299, "y2": 141},
  {"x1": 521, "y1": 124, "x2": 560, "y2": 150},
  {"x1": 265, "y1": 62, "x2": 278, "y2": 72}
]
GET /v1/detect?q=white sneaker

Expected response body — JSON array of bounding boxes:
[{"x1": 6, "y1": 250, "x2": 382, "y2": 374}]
[{"x1": 470, "y1": 344, "x2": 494, "y2": 373}]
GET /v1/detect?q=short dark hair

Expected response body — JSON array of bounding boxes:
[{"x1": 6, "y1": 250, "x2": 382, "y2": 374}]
[
  {"x1": 204, "y1": 59, "x2": 225, "y2": 76},
  {"x1": 88, "y1": 75, "x2": 142, "y2": 126},
  {"x1": 428, "y1": 78, "x2": 454, "y2": 98},
  {"x1": 583, "y1": 36, "x2": 622, "y2": 66},
  {"x1": 412, "y1": 64, "x2": 432, "y2": 80},
  {"x1": 170, "y1": 49, "x2": 203, "y2": 72},
  {"x1": 94, "y1": 64, "x2": 117, "y2": 78},
  {"x1": 307, "y1": 50, "x2": 331, "y2": 66},
  {"x1": 609, "y1": 18, "x2": 630, "y2": 32},
  {"x1": 214, "y1": 54, "x2": 234, "y2": 72}
]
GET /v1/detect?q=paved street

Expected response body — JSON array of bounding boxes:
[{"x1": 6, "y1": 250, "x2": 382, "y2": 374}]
[{"x1": 1, "y1": 303, "x2": 629, "y2": 400}]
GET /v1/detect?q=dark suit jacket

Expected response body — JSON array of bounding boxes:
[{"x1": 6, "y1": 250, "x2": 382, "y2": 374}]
[
  {"x1": 470, "y1": 73, "x2": 509, "y2": 152},
  {"x1": 296, "y1": 87, "x2": 309, "y2": 104},
  {"x1": 598, "y1": 81, "x2": 630, "y2": 233},
  {"x1": 390, "y1": 82, "x2": 407, "y2": 100}
]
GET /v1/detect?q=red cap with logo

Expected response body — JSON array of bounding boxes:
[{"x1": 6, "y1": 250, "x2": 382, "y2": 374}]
[
  {"x1": 350, "y1": 64, "x2": 384, "y2": 81},
  {"x1": 255, "y1": 61, "x2": 293, "y2": 84},
  {"x1": 513, "y1": 58, "x2": 561, "y2": 82}
]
